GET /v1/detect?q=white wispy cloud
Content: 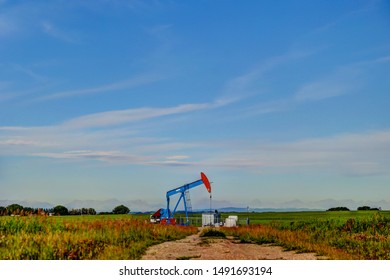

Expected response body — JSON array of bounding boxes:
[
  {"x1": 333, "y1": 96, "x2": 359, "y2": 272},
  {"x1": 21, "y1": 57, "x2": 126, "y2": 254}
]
[
  {"x1": 294, "y1": 66, "x2": 359, "y2": 102},
  {"x1": 1, "y1": 111, "x2": 390, "y2": 176},
  {"x1": 41, "y1": 20, "x2": 80, "y2": 43},
  {"x1": 241, "y1": 57, "x2": 372, "y2": 117},
  {"x1": 11, "y1": 63, "x2": 49, "y2": 83},
  {"x1": 37, "y1": 73, "x2": 165, "y2": 101},
  {"x1": 0, "y1": 139, "x2": 44, "y2": 146},
  {"x1": 225, "y1": 49, "x2": 319, "y2": 96},
  {"x1": 0, "y1": 15, "x2": 16, "y2": 36},
  {"x1": 294, "y1": 54, "x2": 390, "y2": 103},
  {"x1": 0, "y1": 84, "x2": 54, "y2": 103},
  {"x1": 309, "y1": 1, "x2": 378, "y2": 36},
  {"x1": 0, "y1": 97, "x2": 236, "y2": 166},
  {"x1": 218, "y1": 49, "x2": 324, "y2": 120},
  {"x1": 32, "y1": 150, "x2": 151, "y2": 164},
  {"x1": 63, "y1": 98, "x2": 234, "y2": 128},
  {"x1": 373, "y1": 55, "x2": 390, "y2": 63},
  {"x1": 0, "y1": 2, "x2": 44, "y2": 38},
  {"x1": 165, "y1": 155, "x2": 189, "y2": 160},
  {"x1": 204, "y1": 130, "x2": 390, "y2": 176},
  {"x1": 146, "y1": 24, "x2": 173, "y2": 37},
  {"x1": 0, "y1": 2, "x2": 80, "y2": 40},
  {"x1": 31, "y1": 150, "x2": 196, "y2": 167}
]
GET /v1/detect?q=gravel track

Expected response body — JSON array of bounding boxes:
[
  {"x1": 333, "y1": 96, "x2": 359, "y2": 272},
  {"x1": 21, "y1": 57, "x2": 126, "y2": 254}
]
[{"x1": 142, "y1": 230, "x2": 320, "y2": 260}]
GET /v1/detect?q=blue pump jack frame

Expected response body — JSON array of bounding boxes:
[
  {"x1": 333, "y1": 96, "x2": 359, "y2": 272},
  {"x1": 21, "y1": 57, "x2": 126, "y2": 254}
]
[{"x1": 165, "y1": 179, "x2": 204, "y2": 225}]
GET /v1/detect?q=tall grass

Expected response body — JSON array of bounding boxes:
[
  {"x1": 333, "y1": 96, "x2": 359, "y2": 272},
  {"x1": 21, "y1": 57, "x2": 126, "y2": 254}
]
[
  {"x1": 221, "y1": 213, "x2": 390, "y2": 259},
  {"x1": 0, "y1": 216, "x2": 197, "y2": 260}
]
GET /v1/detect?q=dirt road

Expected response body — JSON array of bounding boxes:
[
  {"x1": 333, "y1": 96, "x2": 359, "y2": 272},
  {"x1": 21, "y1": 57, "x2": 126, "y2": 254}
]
[{"x1": 142, "y1": 230, "x2": 319, "y2": 260}]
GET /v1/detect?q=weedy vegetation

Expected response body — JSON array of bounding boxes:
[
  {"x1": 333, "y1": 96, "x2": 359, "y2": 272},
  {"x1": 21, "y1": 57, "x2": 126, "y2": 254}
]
[
  {"x1": 220, "y1": 212, "x2": 390, "y2": 260},
  {"x1": 200, "y1": 228, "x2": 226, "y2": 238},
  {"x1": 176, "y1": 255, "x2": 201, "y2": 260},
  {"x1": 1, "y1": 211, "x2": 389, "y2": 260},
  {"x1": 0, "y1": 215, "x2": 197, "y2": 260}
]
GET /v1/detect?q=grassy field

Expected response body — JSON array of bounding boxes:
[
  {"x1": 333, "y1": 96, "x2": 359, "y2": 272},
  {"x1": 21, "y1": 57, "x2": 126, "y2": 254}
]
[
  {"x1": 217, "y1": 210, "x2": 390, "y2": 260},
  {"x1": 172, "y1": 210, "x2": 390, "y2": 259},
  {"x1": 0, "y1": 211, "x2": 389, "y2": 260},
  {"x1": 219, "y1": 210, "x2": 390, "y2": 224},
  {"x1": 0, "y1": 215, "x2": 197, "y2": 260}
]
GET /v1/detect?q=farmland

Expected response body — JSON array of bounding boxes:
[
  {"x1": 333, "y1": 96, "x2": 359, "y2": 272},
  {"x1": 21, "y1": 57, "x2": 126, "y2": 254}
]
[
  {"x1": 0, "y1": 215, "x2": 197, "y2": 260},
  {"x1": 218, "y1": 210, "x2": 390, "y2": 260},
  {"x1": 0, "y1": 211, "x2": 389, "y2": 260}
]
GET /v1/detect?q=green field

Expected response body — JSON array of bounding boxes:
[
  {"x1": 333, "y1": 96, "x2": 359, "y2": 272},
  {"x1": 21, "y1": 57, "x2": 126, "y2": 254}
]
[
  {"x1": 172, "y1": 210, "x2": 390, "y2": 259},
  {"x1": 0, "y1": 215, "x2": 197, "y2": 260},
  {"x1": 216, "y1": 210, "x2": 390, "y2": 260},
  {"x1": 173, "y1": 209, "x2": 390, "y2": 226},
  {"x1": 220, "y1": 210, "x2": 390, "y2": 225},
  {"x1": 0, "y1": 211, "x2": 389, "y2": 260}
]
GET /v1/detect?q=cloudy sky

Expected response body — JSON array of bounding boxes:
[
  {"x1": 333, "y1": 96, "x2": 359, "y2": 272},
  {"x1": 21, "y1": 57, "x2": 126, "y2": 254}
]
[{"x1": 1, "y1": 0, "x2": 389, "y2": 211}]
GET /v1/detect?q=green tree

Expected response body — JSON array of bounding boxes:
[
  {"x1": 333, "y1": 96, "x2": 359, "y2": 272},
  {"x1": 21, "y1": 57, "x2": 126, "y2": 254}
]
[
  {"x1": 357, "y1": 206, "x2": 371, "y2": 211},
  {"x1": 112, "y1": 205, "x2": 130, "y2": 214},
  {"x1": 0, "y1": 206, "x2": 6, "y2": 216},
  {"x1": 69, "y1": 209, "x2": 81, "y2": 215},
  {"x1": 53, "y1": 205, "x2": 69, "y2": 216},
  {"x1": 327, "y1": 207, "x2": 350, "y2": 211},
  {"x1": 6, "y1": 204, "x2": 24, "y2": 215},
  {"x1": 23, "y1": 207, "x2": 34, "y2": 215}
]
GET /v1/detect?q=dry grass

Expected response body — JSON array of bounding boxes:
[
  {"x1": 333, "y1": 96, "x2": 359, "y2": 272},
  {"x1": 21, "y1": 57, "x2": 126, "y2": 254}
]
[
  {"x1": 220, "y1": 214, "x2": 390, "y2": 260},
  {"x1": 0, "y1": 216, "x2": 197, "y2": 260}
]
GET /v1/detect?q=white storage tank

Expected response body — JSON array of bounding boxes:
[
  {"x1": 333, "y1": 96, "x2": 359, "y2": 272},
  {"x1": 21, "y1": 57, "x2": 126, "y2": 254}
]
[
  {"x1": 202, "y1": 213, "x2": 214, "y2": 226},
  {"x1": 228, "y1": 215, "x2": 238, "y2": 222},
  {"x1": 202, "y1": 211, "x2": 221, "y2": 227},
  {"x1": 224, "y1": 217, "x2": 237, "y2": 227}
]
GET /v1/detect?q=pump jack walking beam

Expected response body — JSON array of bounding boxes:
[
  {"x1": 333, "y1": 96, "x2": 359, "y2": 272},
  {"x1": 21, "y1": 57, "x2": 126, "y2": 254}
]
[{"x1": 165, "y1": 172, "x2": 211, "y2": 225}]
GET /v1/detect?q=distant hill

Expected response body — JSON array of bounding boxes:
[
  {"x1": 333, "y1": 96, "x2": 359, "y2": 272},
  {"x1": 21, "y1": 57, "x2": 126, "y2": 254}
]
[
  {"x1": 0, "y1": 200, "x2": 54, "y2": 209},
  {"x1": 65, "y1": 199, "x2": 122, "y2": 212}
]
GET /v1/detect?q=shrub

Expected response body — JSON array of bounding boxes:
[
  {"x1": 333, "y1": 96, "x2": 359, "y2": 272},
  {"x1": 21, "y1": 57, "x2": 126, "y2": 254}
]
[
  {"x1": 6, "y1": 204, "x2": 24, "y2": 215},
  {"x1": 112, "y1": 205, "x2": 130, "y2": 214},
  {"x1": 327, "y1": 207, "x2": 350, "y2": 211},
  {"x1": 53, "y1": 205, "x2": 69, "y2": 216},
  {"x1": 357, "y1": 206, "x2": 380, "y2": 211},
  {"x1": 200, "y1": 228, "x2": 226, "y2": 238}
]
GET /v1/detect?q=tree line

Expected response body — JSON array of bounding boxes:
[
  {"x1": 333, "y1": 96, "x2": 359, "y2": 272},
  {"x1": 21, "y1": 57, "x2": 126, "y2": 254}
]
[
  {"x1": 0, "y1": 204, "x2": 130, "y2": 216},
  {"x1": 327, "y1": 206, "x2": 382, "y2": 211}
]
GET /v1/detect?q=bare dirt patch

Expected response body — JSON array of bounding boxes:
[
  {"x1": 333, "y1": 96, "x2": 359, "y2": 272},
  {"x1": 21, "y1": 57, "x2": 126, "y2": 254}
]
[{"x1": 142, "y1": 229, "x2": 320, "y2": 260}]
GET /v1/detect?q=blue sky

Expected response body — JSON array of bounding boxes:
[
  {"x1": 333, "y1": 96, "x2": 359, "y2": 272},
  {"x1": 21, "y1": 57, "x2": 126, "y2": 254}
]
[{"x1": 0, "y1": 0, "x2": 389, "y2": 211}]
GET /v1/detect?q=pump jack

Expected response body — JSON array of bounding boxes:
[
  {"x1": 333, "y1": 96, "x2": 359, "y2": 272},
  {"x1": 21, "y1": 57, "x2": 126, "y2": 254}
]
[{"x1": 150, "y1": 172, "x2": 212, "y2": 225}]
